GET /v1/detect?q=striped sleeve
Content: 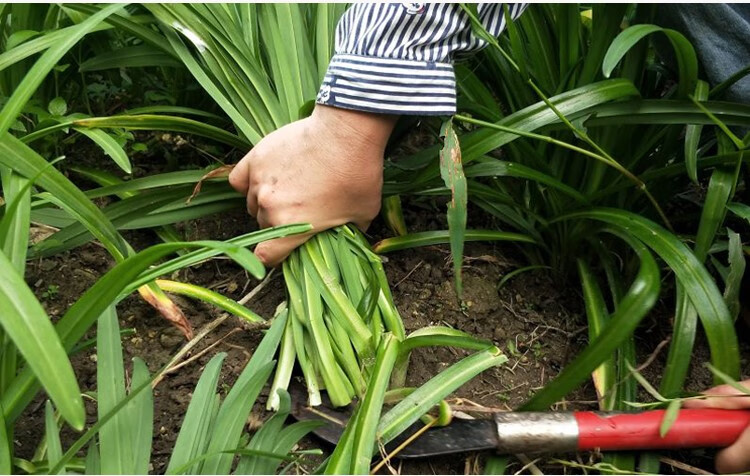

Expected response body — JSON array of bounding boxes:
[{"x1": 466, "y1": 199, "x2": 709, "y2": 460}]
[{"x1": 316, "y1": 3, "x2": 528, "y2": 116}]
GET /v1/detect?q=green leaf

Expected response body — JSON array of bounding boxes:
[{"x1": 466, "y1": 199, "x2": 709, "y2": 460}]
[
  {"x1": 97, "y1": 306, "x2": 133, "y2": 474},
  {"x1": 85, "y1": 441, "x2": 100, "y2": 475},
  {"x1": 660, "y1": 400, "x2": 681, "y2": 438},
  {"x1": 690, "y1": 95, "x2": 746, "y2": 150},
  {"x1": 44, "y1": 401, "x2": 62, "y2": 475},
  {"x1": 705, "y1": 363, "x2": 750, "y2": 395},
  {"x1": 584, "y1": 100, "x2": 750, "y2": 128},
  {"x1": 602, "y1": 24, "x2": 697, "y2": 97},
  {"x1": 0, "y1": 248, "x2": 84, "y2": 430},
  {"x1": 0, "y1": 133, "x2": 129, "y2": 261},
  {"x1": 47, "y1": 97, "x2": 67, "y2": 116},
  {"x1": 557, "y1": 208, "x2": 740, "y2": 381},
  {"x1": 167, "y1": 353, "x2": 225, "y2": 475},
  {"x1": 378, "y1": 347, "x2": 507, "y2": 445},
  {"x1": 80, "y1": 44, "x2": 183, "y2": 71},
  {"x1": 199, "y1": 312, "x2": 287, "y2": 474},
  {"x1": 0, "y1": 3, "x2": 124, "y2": 136},
  {"x1": 1, "y1": 240, "x2": 265, "y2": 425},
  {"x1": 522, "y1": 236, "x2": 660, "y2": 410},
  {"x1": 727, "y1": 201, "x2": 750, "y2": 224},
  {"x1": 128, "y1": 358, "x2": 153, "y2": 475},
  {"x1": 395, "y1": 79, "x2": 639, "y2": 187},
  {"x1": 350, "y1": 334, "x2": 400, "y2": 474},
  {"x1": 439, "y1": 119, "x2": 467, "y2": 297},
  {"x1": 578, "y1": 259, "x2": 617, "y2": 410},
  {"x1": 723, "y1": 229, "x2": 745, "y2": 321},
  {"x1": 465, "y1": 160, "x2": 588, "y2": 203},
  {"x1": 685, "y1": 80, "x2": 710, "y2": 183},
  {"x1": 372, "y1": 229, "x2": 535, "y2": 254},
  {"x1": 5, "y1": 30, "x2": 41, "y2": 51},
  {"x1": 71, "y1": 115, "x2": 247, "y2": 149},
  {"x1": 400, "y1": 326, "x2": 493, "y2": 354},
  {"x1": 0, "y1": 403, "x2": 10, "y2": 474},
  {"x1": 73, "y1": 127, "x2": 131, "y2": 174},
  {"x1": 155, "y1": 280, "x2": 265, "y2": 324}
]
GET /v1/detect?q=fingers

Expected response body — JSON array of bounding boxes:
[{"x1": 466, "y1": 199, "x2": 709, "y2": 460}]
[
  {"x1": 246, "y1": 193, "x2": 258, "y2": 218},
  {"x1": 254, "y1": 233, "x2": 313, "y2": 267},
  {"x1": 353, "y1": 218, "x2": 372, "y2": 232},
  {"x1": 716, "y1": 425, "x2": 750, "y2": 473},
  {"x1": 228, "y1": 151, "x2": 252, "y2": 195},
  {"x1": 683, "y1": 384, "x2": 750, "y2": 410}
]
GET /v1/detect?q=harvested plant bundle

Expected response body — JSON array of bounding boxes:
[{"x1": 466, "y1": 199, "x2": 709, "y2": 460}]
[{"x1": 268, "y1": 225, "x2": 406, "y2": 409}]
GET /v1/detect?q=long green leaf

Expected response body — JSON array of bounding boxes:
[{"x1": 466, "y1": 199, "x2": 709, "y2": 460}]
[
  {"x1": 577, "y1": 259, "x2": 617, "y2": 410},
  {"x1": 602, "y1": 24, "x2": 697, "y2": 97},
  {"x1": 73, "y1": 127, "x2": 131, "y2": 174},
  {"x1": 199, "y1": 312, "x2": 287, "y2": 474},
  {"x1": 0, "y1": 248, "x2": 84, "y2": 429},
  {"x1": 79, "y1": 44, "x2": 182, "y2": 71},
  {"x1": 684, "y1": 80, "x2": 710, "y2": 183},
  {"x1": 166, "y1": 353, "x2": 225, "y2": 475},
  {"x1": 0, "y1": 403, "x2": 10, "y2": 474},
  {"x1": 351, "y1": 334, "x2": 400, "y2": 474},
  {"x1": 557, "y1": 208, "x2": 740, "y2": 380},
  {"x1": 439, "y1": 119, "x2": 467, "y2": 296},
  {"x1": 1, "y1": 240, "x2": 263, "y2": 424},
  {"x1": 44, "y1": 401, "x2": 62, "y2": 475},
  {"x1": 0, "y1": 134, "x2": 129, "y2": 260},
  {"x1": 0, "y1": 3, "x2": 125, "y2": 136},
  {"x1": 128, "y1": 358, "x2": 153, "y2": 475},
  {"x1": 377, "y1": 347, "x2": 507, "y2": 445},
  {"x1": 97, "y1": 306, "x2": 132, "y2": 474},
  {"x1": 372, "y1": 229, "x2": 534, "y2": 254},
  {"x1": 522, "y1": 235, "x2": 660, "y2": 410}
]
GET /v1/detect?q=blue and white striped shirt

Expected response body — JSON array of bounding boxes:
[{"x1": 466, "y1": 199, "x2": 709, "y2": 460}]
[{"x1": 316, "y1": 3, "x2": 528, "y2": 116}]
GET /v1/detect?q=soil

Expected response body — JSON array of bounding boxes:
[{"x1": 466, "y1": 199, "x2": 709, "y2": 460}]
[{"x1": 13, "y1": 135, "x2": 750, "y2": 475}]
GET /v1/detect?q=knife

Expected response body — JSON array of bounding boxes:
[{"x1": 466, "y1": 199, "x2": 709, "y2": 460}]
[{"x1": 290, "y1": 384, "x2": 750, "y2": 458}]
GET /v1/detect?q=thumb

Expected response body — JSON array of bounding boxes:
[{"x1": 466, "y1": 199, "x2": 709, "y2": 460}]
[
  {"x1": 683, "y1": 384, "x2": 750, "y2": 410},
  {"x1": 254, "y1": 233, "x2": 313, "y2": 268}
]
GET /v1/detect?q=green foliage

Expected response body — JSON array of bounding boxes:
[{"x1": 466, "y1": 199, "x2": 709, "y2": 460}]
[{"x1": 1, "y1": 3, "x2": 749, "y2": 475}]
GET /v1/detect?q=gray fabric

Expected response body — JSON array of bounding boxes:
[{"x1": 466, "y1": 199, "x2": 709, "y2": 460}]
[{"x1": 656, "y1": 4, "x2": 750, "y2": 103}]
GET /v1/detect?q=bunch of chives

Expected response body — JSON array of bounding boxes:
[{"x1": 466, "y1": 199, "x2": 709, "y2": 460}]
[{"x1": 268, "y1": 225, "x2": 406, "y2": 409}]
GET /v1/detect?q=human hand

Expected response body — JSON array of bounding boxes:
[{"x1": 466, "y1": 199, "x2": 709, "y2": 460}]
[
  {"x1": 683, "y1": 380, "x2": 750, "y2": 473},
  {"x1": 228, "y1": 104, "x2": 397, "y2": 266}
]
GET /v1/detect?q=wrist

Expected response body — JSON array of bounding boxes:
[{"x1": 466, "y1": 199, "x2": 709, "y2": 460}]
[{"x1": 312, "y1": 104, "x2": 397, "y2": 152}]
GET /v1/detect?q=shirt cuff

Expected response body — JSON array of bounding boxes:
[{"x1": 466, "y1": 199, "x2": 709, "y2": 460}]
[{"x1": 316, "y1": 54, "x2": 456, "y2": 116}]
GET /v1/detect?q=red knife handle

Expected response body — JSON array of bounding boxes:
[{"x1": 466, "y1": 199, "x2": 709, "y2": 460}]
[
  {"x1": 575, "y1": 409, "x2": 750, "y2": 451},
  {"x1": 493, "y1": 410, "x2": 750, "y2": 455}
]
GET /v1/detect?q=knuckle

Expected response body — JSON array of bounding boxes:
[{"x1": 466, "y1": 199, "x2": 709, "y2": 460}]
[{"x1": 256, "y1": 190, "x2": 275, "y2": 211}]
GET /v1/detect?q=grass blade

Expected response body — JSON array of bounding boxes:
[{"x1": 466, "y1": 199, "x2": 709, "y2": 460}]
[
  {"x1": 522, "y1": 237, "x2": 660, "y2": 410},
  {"x1": 0, "y1": 248, "x2": 84, "y2": 429},
  {"x1": 724, "y1": 229, "x2": 745, "y2": 320},
  {"x1": 44, "y1": 401, "x2": 62, "y2": 475},
  {"x1": 97, "y1": 306, "x2": 133, "y2": 474},
  {"x1": 166, "y1": 353, "x2": 225, "y2": 475},
  {"x1": 577, "y1": 259, "x2": 617, "y2": 410},
  {"x1": 0, "y1": 4, "x2": 124, "y2": 136},
  {"x1": 557, "y1": 208, "x2": 740, "y2": 381},
  {"x1": 439, "y1": 119, "x2": 467, "y2": 297},
  {"x1": 128, "y1": 358, "x2": 153, "y2": 475},
  {"x1": 378, "y1": 347, "x2": 507, "y2": 445},
  {"x1": 684, "y1": 80, "x2": 710, "y2": 183},
  {"x1": 199, "y1": 312, "x2": 287, "y2": 474},
  {"x1": 79, "y1": 44, "x2": 182, "y2": 71},
  {"x1": 155, "y1": 279, "x2": 265, "y2": 324},
  {"x1": 373, "y1": 229, "x2": 534, "y2": 254},
  {"x1": 72, "y1": 127, "x2": 131, "y2": 174}
]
